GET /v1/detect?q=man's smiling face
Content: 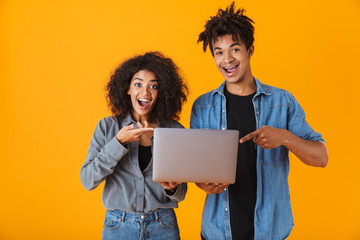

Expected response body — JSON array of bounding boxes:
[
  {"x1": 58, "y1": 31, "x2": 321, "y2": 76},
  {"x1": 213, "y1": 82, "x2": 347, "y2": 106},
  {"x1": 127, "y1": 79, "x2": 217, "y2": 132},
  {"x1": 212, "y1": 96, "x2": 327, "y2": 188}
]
[{"x1": 212, "y1": 34, "x2": 254, "y2": 85}]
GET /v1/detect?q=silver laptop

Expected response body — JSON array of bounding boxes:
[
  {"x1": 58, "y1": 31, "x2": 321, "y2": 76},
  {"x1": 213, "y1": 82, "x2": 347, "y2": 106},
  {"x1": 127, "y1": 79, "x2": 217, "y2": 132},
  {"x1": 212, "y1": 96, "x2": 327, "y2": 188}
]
[{"x1": 152, "y1": 128, "x2": 239, "y2": 183}]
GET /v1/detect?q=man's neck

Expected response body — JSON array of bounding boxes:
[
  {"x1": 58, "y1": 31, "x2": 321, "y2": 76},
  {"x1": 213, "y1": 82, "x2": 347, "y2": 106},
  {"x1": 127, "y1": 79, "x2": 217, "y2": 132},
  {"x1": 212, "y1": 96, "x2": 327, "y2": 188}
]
[{"x1": 225, "y1": 77, "x2": 257, "y2": 96}]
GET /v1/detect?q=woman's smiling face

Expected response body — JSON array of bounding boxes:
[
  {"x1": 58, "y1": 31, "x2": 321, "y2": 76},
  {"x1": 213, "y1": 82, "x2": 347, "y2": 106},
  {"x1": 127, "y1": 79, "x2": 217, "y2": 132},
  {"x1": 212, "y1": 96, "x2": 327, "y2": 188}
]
[{"x1": 127, "y1": 70, "x2": 159, "y2": 121}]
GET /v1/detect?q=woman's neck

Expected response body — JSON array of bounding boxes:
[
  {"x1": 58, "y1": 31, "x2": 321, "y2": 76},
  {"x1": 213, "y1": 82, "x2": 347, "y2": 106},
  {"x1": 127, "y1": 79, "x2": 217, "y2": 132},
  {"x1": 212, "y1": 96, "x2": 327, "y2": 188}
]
[{"x1": 131, "y1": 112, "x2": 156, "y2": 127}]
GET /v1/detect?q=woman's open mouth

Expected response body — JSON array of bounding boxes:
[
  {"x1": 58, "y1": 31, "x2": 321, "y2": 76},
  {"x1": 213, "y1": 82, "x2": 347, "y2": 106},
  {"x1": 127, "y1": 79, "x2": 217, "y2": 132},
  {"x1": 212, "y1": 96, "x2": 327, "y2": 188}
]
[{"x1": 138, "y1": 98, "x2": 150, "y2": 108}]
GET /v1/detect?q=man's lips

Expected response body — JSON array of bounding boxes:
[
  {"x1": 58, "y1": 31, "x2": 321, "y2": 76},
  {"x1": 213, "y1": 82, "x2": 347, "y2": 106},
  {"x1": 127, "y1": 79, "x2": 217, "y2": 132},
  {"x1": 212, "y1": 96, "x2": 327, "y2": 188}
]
[{"x1": 223, "y1": 65, "x2": 239, "y2": 73}]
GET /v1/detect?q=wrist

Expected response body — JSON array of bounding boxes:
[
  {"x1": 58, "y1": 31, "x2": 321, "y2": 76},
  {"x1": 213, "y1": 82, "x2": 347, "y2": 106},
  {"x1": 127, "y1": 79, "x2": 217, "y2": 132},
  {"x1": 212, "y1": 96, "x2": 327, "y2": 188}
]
[
  {"x1": 281, "y1": 129, "x2": 293, "y2": 148},
  {"x1": 116, "y1": 136, "x2": 127, "y2": 146}
]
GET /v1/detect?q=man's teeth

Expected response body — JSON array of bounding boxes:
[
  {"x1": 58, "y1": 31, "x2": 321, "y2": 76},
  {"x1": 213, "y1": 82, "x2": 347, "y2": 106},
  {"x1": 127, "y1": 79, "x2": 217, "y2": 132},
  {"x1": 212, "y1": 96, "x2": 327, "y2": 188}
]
[
  {"x1": 225, "y1": 66, "x2": 236, "y2": 70},
  {"x1": 224, "y1": 65, "x2": 237, "y2": 73}
]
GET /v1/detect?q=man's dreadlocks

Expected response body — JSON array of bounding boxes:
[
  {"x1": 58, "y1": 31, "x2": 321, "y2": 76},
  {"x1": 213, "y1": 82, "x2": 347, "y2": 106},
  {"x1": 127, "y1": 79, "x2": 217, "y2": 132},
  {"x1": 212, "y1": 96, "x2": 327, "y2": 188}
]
[{"x1": 198, "y1": 2, "x2": 255, "y2": 56}]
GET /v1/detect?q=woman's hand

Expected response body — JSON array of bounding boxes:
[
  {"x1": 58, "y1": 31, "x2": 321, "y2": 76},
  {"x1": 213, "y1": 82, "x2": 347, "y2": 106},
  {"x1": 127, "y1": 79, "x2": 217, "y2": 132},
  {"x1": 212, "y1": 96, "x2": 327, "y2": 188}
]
[
  {"x1": 157, "y1": 182, "x2": 182, "y2": 192},
  {"x1": 116, "y1": 122, "x2": 154, "y2": 145}
]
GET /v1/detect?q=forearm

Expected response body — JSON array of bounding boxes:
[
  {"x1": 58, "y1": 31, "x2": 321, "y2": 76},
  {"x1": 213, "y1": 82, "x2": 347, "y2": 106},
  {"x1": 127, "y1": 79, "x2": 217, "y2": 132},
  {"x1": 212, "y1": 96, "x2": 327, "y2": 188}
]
[
  {"x1": 80, "y1": 137, "x2": 129, "y2": 190},
  {"x1": 283, "y1": 130, "x2": 328, "y2": 167}
]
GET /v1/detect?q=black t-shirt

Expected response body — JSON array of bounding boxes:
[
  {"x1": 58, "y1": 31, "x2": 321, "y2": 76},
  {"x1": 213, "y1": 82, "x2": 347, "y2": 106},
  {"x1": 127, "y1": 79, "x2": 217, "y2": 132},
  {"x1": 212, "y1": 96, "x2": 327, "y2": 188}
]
[
  {"x1": 224, "y1": 87, "x2": 257, "y2": 240},
  {"x1": 138, "y1": 145, "x2": 152, "y2": 171}
]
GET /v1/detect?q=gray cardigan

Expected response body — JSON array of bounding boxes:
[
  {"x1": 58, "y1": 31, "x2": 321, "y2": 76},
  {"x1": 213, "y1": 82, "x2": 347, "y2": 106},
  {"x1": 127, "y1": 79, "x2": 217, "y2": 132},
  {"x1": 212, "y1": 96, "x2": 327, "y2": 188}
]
[{"x1": 80, "y1": 114, "x2": 187, "y2": 212}]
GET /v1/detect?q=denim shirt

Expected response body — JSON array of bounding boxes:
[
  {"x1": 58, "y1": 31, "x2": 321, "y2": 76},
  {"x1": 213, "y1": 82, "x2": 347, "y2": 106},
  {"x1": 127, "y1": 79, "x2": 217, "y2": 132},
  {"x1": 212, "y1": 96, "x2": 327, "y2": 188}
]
[
  {"x1": 190, "y1": 78, "x2": 324, "y2": 240},
  {"x1": 81, "y1": 114, "x2": 187, "y2": 213}
]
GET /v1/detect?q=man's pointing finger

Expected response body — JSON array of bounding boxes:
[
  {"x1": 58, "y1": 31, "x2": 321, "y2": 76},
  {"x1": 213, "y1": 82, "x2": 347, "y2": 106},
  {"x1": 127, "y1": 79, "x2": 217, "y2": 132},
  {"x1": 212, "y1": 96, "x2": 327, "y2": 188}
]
[{"x1": 239, "y1": 130, "x2": 259, "y2": 143}]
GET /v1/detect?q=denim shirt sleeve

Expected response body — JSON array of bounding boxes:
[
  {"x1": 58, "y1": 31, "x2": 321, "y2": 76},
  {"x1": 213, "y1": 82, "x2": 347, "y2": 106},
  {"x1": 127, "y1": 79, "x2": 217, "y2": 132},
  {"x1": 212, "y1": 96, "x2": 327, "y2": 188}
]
[
  {"x1": 190, "y1": 99, "x2": 200, "y2": 129},
  {"x1": 287, "y1": 92, "x2": 325, "y2": 144},
  {"x1": 80, "y1": 119, "x2": 130, "y2": 191}
]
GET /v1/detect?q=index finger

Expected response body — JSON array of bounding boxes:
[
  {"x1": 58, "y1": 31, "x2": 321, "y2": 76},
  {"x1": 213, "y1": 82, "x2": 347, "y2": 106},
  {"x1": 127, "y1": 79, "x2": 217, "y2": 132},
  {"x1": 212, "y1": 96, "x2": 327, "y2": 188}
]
[
  {"x1": 239, "y1": 129, "x2": 260, "y2": 143},
  {"x1": 132, "y1": 127, "x2": 154, "y2": 134}
]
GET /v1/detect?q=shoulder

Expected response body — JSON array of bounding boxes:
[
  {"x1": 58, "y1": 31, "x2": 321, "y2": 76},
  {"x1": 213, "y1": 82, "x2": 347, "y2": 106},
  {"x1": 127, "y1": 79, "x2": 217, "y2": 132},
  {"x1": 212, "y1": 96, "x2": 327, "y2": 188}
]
[
  {"x1": 96, "y1": 116, "x2": 118, "y2": 132},
  {"x1": 166, "y1": 119, "x2": 184, "y2": 129},
  {"x1": 192, "y1": 89, "x2": 221, "y2": 108},
  {"x1": 260, "y1": 83, "x2": 296, "y2": 104}
]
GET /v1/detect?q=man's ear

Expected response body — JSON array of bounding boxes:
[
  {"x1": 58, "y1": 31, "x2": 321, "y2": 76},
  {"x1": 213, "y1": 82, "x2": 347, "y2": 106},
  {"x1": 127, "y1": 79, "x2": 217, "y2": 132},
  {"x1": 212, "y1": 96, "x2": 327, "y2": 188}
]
[{"x1": 248, "y1": 45, "x2": 254, "y2": 57}]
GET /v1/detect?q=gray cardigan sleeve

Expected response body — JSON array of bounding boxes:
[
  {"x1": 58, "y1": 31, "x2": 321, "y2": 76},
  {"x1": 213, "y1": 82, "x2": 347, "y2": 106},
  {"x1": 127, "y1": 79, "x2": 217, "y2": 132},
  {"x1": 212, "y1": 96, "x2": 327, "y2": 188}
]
[
  {"x1": 163, "y1": 183, "x2": 188, "y2": 202},
  {"x1": 80, "y1": 119, "x2": 129, "y2": 191}
]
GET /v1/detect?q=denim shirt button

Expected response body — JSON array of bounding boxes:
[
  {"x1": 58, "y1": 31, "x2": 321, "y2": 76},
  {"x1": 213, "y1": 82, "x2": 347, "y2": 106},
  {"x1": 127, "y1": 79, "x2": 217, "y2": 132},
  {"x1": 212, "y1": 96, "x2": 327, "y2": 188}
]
[
  {"x1": 256, "y1": 111, "x2": 259, "y2": 115},
  {"x1": 222, "y1": 128, "x2": 225, "y2": 130},
  {"x1": 224, "y1": 188, "x2": 227, "y2": 191},
  {"x1": 225, "y1": 208, "x2": 228, "y2": 211}
]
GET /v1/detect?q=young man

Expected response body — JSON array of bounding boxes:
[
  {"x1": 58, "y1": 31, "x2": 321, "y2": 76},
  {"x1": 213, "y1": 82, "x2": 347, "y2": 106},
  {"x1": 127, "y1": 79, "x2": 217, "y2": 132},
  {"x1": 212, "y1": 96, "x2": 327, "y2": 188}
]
[{"x1": 190, "y1": 2, "x2": 328, "y2": 240}]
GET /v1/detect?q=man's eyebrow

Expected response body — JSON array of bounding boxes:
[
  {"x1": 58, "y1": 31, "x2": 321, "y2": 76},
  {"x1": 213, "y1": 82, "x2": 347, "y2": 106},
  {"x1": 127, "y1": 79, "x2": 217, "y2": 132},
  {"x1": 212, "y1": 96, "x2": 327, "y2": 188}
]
[{"x1": 230, "y1": 42, "x2": 241, "y2": 47}]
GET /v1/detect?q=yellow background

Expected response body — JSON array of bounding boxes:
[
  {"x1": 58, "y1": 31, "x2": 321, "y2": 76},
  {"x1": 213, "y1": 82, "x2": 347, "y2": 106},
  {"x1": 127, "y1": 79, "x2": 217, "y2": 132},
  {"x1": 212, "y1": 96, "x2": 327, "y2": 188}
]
[{"x1": 1, "y1": 0, "x2": 359, "y2": 239}]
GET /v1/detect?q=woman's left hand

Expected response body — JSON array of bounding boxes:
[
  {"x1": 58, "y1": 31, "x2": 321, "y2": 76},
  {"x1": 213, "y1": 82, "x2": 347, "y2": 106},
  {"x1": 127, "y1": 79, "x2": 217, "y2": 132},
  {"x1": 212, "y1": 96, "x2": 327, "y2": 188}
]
[{"x1": 157, "y1": 182, "x2": 181, "y2": 191}]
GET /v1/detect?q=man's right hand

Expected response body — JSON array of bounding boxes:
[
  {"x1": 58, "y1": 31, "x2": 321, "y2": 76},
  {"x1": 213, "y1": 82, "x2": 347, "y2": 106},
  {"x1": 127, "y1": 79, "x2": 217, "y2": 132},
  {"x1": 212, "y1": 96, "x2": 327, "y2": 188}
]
[{"x1": 195, "y1": 183, "x2": 230, "y2": 194}]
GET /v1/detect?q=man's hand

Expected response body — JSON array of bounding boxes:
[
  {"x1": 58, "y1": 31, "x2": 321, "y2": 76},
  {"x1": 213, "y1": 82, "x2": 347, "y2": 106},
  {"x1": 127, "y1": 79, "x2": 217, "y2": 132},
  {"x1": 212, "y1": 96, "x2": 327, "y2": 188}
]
[
  {"x1": 157, "y1": 182, "x2": 182, "y2": 192},
  {"x1": 116, "y1": 122, "x2": 154, "y2": 145},
  {"x1": 240, "y1": 125, "x2": 328, "y2": 167},
  {"x1": 239, "y1": 125, "x2": 288, "y2": 149},
  {"x1": 195, "y1": 183, "x2": 230, "y2": 194}
]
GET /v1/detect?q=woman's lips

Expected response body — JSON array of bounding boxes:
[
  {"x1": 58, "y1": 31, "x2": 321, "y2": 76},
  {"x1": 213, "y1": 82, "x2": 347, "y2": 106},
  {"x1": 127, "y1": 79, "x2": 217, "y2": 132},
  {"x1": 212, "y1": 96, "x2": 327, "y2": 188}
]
[{"x1": 138, "y1": 99, "x2": 150, "y2": 108}]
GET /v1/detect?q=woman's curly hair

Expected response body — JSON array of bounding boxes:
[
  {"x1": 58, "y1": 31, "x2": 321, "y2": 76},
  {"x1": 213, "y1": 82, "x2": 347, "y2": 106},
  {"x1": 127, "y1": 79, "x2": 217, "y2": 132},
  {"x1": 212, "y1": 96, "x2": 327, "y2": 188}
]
[
  {"x1": 106, "y1": 52, "x2": 188, "y2": 124},
  {"x1": 198, "y1": 1, "x2": 255, "y2": 56}
]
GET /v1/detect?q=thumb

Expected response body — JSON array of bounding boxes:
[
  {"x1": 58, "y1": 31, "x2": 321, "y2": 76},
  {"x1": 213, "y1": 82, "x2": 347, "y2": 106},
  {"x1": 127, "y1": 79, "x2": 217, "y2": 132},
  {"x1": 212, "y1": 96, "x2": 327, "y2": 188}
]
[{"x1": 126, "y1": 123, "x2": 135, "y2": 130}]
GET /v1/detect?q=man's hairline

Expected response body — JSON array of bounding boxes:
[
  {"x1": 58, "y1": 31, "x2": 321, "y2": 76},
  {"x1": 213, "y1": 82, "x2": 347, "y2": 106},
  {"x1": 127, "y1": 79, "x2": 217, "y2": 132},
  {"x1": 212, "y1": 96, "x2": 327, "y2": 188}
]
[{"x1": 209, "y1": 34, "x2": 253, "y2": 54}]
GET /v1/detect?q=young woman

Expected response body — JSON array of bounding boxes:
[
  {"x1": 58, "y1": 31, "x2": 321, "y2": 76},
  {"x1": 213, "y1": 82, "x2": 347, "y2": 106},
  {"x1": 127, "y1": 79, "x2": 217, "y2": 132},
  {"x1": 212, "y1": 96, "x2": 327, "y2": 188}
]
[{"x1": 80, "y1": 52, "x2": 188, "y2": 240}]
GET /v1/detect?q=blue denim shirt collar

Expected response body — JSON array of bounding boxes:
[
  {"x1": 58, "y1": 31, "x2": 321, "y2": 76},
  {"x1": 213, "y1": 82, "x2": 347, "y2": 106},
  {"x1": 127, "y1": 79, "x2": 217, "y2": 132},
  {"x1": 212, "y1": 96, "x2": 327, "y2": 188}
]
[{"x1": 211, "y1": 78, "x2": 272, "y2": 97}]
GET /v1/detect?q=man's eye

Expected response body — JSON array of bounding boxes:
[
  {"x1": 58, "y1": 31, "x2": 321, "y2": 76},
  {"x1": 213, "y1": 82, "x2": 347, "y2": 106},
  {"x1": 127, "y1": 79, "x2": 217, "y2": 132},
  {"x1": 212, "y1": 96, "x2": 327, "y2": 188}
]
[
  {"x1": 215, "y1": 51, "x2": 222, "y2": 55},
  {"x1": 232, "y1": 48, "x2": 240, "y2": 52}
]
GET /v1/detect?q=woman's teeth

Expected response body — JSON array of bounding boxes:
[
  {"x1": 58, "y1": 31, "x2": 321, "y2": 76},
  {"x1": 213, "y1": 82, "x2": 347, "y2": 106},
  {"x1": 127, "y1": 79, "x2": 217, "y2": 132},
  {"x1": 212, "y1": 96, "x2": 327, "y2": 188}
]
[{"x1": 138, "y1": 99, "x2": 150, "y2": 107}]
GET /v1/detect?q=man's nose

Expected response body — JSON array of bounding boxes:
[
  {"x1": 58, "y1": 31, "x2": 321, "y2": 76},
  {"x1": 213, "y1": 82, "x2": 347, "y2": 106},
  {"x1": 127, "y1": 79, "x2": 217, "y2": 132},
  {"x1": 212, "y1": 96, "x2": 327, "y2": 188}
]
[{"x1": 223, "y1": 51, "x2": 234, "y2": 63}]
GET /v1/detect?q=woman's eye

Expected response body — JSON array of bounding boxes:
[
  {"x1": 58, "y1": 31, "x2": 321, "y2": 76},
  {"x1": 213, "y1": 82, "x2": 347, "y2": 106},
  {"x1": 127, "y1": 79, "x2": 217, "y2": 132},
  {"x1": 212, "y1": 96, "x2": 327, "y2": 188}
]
[
  {"x1": 134, "y1": 83, "x2": 142, "y2": 87},
  {"x1": 150, "y1": 84, "x2": 158, "y2": 90}
]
